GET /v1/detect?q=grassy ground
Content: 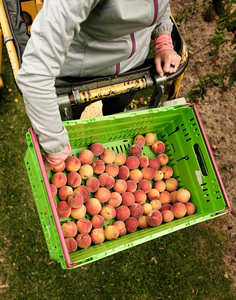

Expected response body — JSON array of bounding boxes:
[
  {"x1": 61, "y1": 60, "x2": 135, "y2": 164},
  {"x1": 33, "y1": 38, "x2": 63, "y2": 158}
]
[{"x1": 0, "y1": 46, "x2": 235, "y2": 300}]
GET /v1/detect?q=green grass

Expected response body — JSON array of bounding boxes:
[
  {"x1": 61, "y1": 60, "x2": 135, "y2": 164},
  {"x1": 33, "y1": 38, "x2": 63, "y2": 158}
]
[{"x1": 0, "y1": 46, "x2": 235, "y2": 300}]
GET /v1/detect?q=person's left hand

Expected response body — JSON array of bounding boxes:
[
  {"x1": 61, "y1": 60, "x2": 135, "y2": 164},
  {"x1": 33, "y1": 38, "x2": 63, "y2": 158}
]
[{"x1": 155, "y1": 49, "x2": 181, "y2": 77}]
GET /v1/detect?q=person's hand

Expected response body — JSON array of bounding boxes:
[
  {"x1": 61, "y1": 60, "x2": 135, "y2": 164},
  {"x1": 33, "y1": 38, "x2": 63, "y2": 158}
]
[{"x1": 154, "y1": 49, "x2": 181, "y2": 77}]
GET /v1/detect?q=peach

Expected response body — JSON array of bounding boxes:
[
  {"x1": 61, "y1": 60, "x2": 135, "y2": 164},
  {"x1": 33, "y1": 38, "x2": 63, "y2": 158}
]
[
  {"x1": 144, "y1": 133, "x2": 156, "y2": 146},
  {"x1": 71, "y1": 205, "x2": 86, "y2": 220},
  {"x1": 170, "y1": 191, "x2": 178, "y2": 204},
  {"x1": 105, "y1": 175, "x2": 115, "y2": 189},
  {"x1": 118, "y1": 165, "x2": 130, "y2": 180},
  {"x1": 160, "y1": 203, "x2": 172, "y2": 212},
  {"x1": 126, "y1": 180, "x2": 137, "y2": 193},
  {"x1": 76, "y1": 218, "x2": 92, "y2": 234},
  {"x1": 153, "y1": 170, "x2": 164, "y2": 181},
  {"x1": 65, "y1": 237, "x2": 77, "y2": 253},
  {"x1": 79, "y1": 149, "x2": 94, "y2": 165},
  {"x1": 68, "y1": 192, "x2": 84, "y2": 208},
  {"x1": 50, "y1": 183, "x2": 57, "y2": 197},
  {"x1": 51, "y1": 172, "x2": 67, "y2": 188},
  {"x1": 65, "y1": 156, "x2": 81, "y2": 172},
  {"x1": 67, "y1": 171, "x2": 82, "y2": 188},
  {"x1": 162, "y1": 210, "x2": 174, "y2": 222},
  {"x1": 57, "y1": 201, "x2": 71, "y2": 218},
  {"x1": 176, "y1": 189, "x2": 191, "y2": 203},
  {"x1": 134, "y1": 134, "x2": 146, "y2": 147},
  {"x1": 165, "y1": 178, "x2": 178, "y2": 192},
  {"x1": 129, "y1": 144, "x2": 142, "y2": 157},
  {"x1": 129, "y1": 203, "x2": 144, "y2": 219},
  {"x1": 171, "y1": 202, "x2": 187, "y2": 218},
  {"x1": 108, "y1": 192, "x2": 122, "y2": 207},
  {"x1": 95, "y1": 187, "x2": 111, "y2": 203},
  {"x1": 129, "y1": 169, "x2": 143, "y2": 183},
  {"x1": 157, "y1": 153, "x2": 169, "y2": 166},
  {"x1": 79, "y1": 164, "x2": 93, "y2": 180},
  {"x1": 138, "y1": 215, "x2": 149, "y2": 229},
  {"x1": 100, "y1": 204, "x2": 116, "y2": 220},
  {"x1": 141, "y1": 167, "x2": 154, "y2": 181},
  {"x1": 133, "y1": 189, "x2": 147, "y2": 205},
  {"x1": 100, "y1": 148, "x2": 116, "y2": 164},
  {"x1": 147, "y1": 189, "x2": 160, "y2": 201},
  {"x1": 113, "y1": 221, "x2": 127, "y2": 236},
  {"x1": 160, "y1": 166, "x2": 173, "y2": 179},
  {"x1": 116, "y1": 205, "x2": 130, "y2": 221},
  {"x1": 74, "y1": 185, "x2": 90, "y2": 203},
  {"x1": 185, "y1": 202, "x2": 196, "y2": 215},
  {"x1": 153, "y1": 180, "x2": 166, "y2": 193},
  {"x1": 89, "y1": 142, "x2": 104, "y2": 157},
  {"x1": 86, "y1": 177, "x2": 100, "y2": 193},
  {"x1": 52, "y1": 161, "x2": 65, "y2": 172},
  {"x1": 91, "y1": 228, "x2": 105, "y2": 244},
  {"x1": 61, "y1": 221, "x2": 77, "y2": 238},
  {"x1": 105, "y1": 163, "x2": 119, "y2": 177},
  {"x1": 91, "y1": 159, "x2": 105, "y2": 174},
  {"x1": 122, "y1": 192, "x2": 135, "y2": 206},
  {"x1": 125, "y1": 217, "x2": 139, "y2": 233},
  {"x1": 125, "y1": 156, "x2": 139, "y2": 170},
  {"x1": 149, "y1": 157, "x2": 160, "y2": 170},
  {"x1": 85, "y1": 198, "x2": 102, "y2": 215},
  {"x1": 76, "y1": 233, "x2": 91, "y2": 249},
  {"x1": 91, "y1": 214, "x2": 105, "y2": 228},
  {"x1": 98, "y1": 172, "x2": 108, "y2": 186},
  {"x1": 104, "y1": 225, "x2": 119, "y2": 240},
  {"x1": 58, "y1": 185, "x2": 73, "y2": 201},
  {"x1": 142, "y1": 203, "x2": 153, "y2": 215},
  {"x1": 151, "y1": 141, "x2": 165, "y2": 154},
  {"x1": 150, "y1": 199, "x2": 162, "y2": 210},
  {"x1": 113, "y1": 179, "x2": 127, "y2": 194},
  {"x1": 147, "y1": 210, "x2": 163, "y2": 227},
  {"x1": 139, "y1": 155, "x2": 149, "y2": 168},
  {"x1": 138, "y1": 179, "x2": 152, "y2": 193},
  {"x1": 114, "y1": 152, "x2": 127, "y2": 166},
  {"x1": 159, "y1": 191, "x2": 171, "y2": 204}
]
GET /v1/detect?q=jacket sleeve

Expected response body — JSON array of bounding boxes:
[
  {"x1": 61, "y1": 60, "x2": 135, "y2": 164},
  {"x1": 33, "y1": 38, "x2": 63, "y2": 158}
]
[
  {"x1": 151, "y1": 4, "x2": 173, "y2": 40},
  {"x1": 17, "y1": 0, "x2": 99, "y2": 155}
]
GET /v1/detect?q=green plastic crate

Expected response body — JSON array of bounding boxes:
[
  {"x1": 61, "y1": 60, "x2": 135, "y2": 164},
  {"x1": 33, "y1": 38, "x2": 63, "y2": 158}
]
[{"x1": 24, "y1": 103, "x2": 230, "y2": 269}]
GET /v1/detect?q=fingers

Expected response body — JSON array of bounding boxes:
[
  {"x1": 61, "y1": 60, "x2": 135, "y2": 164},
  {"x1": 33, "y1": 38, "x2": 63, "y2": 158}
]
[
  {"x1": 155, "y1": 50, "x2": 181, "y2": 77},
  {"x1": 155, "y1": 56, "x2": 164, "y2": 77}
]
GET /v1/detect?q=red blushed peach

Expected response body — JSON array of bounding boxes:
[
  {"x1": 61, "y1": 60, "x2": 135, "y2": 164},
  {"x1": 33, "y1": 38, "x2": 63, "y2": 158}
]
[
  {"x1": 104, "y1": 225, "x2": 120, "y2": 240},
  {"x1": 150, "y1": 199, "x2": 162, "y2": 210},
  {"x1": 52, "y1": 161, "x2": 66, "y2": 172},
  {"x1": 138, "y1": 215, "x2": 149, "y2": 229},
  {"x1": 153, "y1": 170, "x2": 164, "y2": 181},
  {"x1": 129, "y1": 144, "x2": 142, "y2": 158},
  {"x1": 185, "y1": 202, "x2": 196, "y2": 215},
  {"x1": 157, "y1": 153, "x2": 169, "y2": 166},
  {"x1": 160, "y1": 203, "x2": 172, "y2": 212},
  {"x1": 134, "y1": 134, "x2": 146, "y2": 147},
  {"x1": 86, "y1": 177, "x2": 100, "y2": 193},
  {"x1": 113, "y1": 179, "x2": 127, "y2": 194},
  {"x1": 118, "y1": 165, "x2": 130, "y2": 180},
  {"x1": 171, "y1": 191, "x2": 178, "y2": 204},
  {"x1": 162, "y1": 210, "x2": 174, "y2": 222},
  {"x1": 108, "y1": 192, "x2": 122, "y2": 208},
  {"x1": 113, "y1": 221, "x2": 127, "y2": 236},
  {"x1": 129, "y1": 203, "x2": 144, "y2": 219},
  {"x1": 171, "y1": 202, "x2": 187, "y2": 218},
  {"x1": 76, "y1": 218, "x2": 92, "y2": 234},
  {"x1": 100, "y1": 148, "x2": 116, "y2": 164},
  {"x1": 61, "y1": 221, "x2": 77, "y2": 238},
  {"x1": 95, "y1": 187, "x2": 111, "y2": 204},
  {"x1": 139, "y1": 155, "x2": 149, "y2": 168},
  {"x1": 91, "y1": 228, "x2": 105, "y2": 244},
  {"x1": 79, "y1": 149, "x2": 94, "y2": 165},
  {"x1": 126, "y1": 180, "x2": 137, "y2": 193},
  {"x1": 114, "y1": 152, "x2": 127, "y2": 166},
  {"x1": 116, "y1": 205, "x2": 130, "y2": 221},
  {"x1": 133, "y1": 190, "x2": 147, "y2": 205},
  {"x1": 141, "y1": 167, "x2": 154, "y2": 181},
  {"x1": 129, "y1": 169, "x2": 143, "y2": 183},
  {"x1": 57, "y1": 201, "x2": 71, "y2": 218},
  {"x1": 159, "y1": 191, "x2": 171, "y2": 204},
  {"x1": 74, "y1": 185, "x2": 90, "y2": 203},
  {"x1": 147, "y1": 189, "x2": 160, "y2": 201},
  {"x1": 160, "y1": 166, "x2": 173, "y2": 179},
  {"x1": 138, "y1": 179, "x2": 152, "y2": 193},
  {"x1": 125, "y1": 156, "x2": 140, "y2": 170},
  {"x1": 65, "y1": 237, "x2": 77, "y2": 253},
  {"x1": 151, "y1": 141, "x2": 165, "y2": 154},
  {"x1": 79, "y1": 164, "x2": 93, "y2": 180},
  {"x1": 149, "y1": 157, "x2": 160, "y2": 171},
  {"x1": 68, "y1": 192, "x2": 84, "y2": 208},
  {"x1": 165, "y1": 178, "x2": 178, "y2": 192},
  {"x1": 145, "y1": 133, "x2": 156, "y2": 146},
  {"x1": 51, "y1": 172, "x2": 67, "y2": 188},
  {"x1": 85, "y1": 198, "x2": 102, "y2": 215},
  {"x1": 176, "y1": 189, "x2": 191, "y2": 203},
  {"x1": 92, "y1": 159, "x2": 105, "y2": 175},
  {"x1": 91, "y1": 214, "x2": 105, "y2": 228},
  {"x1": 58, "y1": 186, "x2": 73, "y2": 201},
  {"x1": 65, "y1": 156, "x2": 81, "y2": 172},
  {"x1": 50, "y1": 183, "x2": 58, "y2": 197},
  {"x1": 125, "y1": 217, "x2": 139, "y2": 233},
  {"x1": 105, "y1": 163, "x2": 119, "y2": 177},
  {"x1": 105, "y1": 175, "x2": 115, "y2": 189},
  {"x1": 147, "y1": 210, "x2": 163, "y2": 227},
  {"x1": 71, "y1": 205, "x2": 86, "y2": 220},
  {"x1": 100, "y1": 204, "x2": 116, "y2": 220},
  {"x1": 67, "y1": 171, "x2": 82, "y2": 188},
  {"x1": 153, "y1": 180, "x2": 166, "y2": 193},
  {"x1": 89, "y1": 142, "x2": 104, "y2": 157},
  {"x1": 76, "y1": 233, "x2": 92, "y2": 249},
  {"x1": 142, "y1": 203, "x2": 153, "y2": 215},
  {"x1": 122, "y1": 192, "x2": 135, "y2": 206},
  {"x1": 98, "y1": 173, "x2": 108, "y2": 186}
]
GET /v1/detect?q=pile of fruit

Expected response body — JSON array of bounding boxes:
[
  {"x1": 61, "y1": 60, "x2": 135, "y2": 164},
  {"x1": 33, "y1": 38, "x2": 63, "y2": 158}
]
[{"x1": 49, "y1": 133, "x2": 195, "y2": 253}]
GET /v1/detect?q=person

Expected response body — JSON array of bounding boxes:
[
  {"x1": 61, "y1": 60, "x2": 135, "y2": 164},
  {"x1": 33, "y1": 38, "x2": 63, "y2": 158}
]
[{"x1": 17, "y1": 0, "x2": 181, "y2": 171}]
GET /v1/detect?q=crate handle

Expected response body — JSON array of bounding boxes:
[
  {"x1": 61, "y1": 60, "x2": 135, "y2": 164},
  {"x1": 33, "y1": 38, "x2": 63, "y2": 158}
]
[{"x1": 194, "y1": 143, "x2": 208, "y2": 176}]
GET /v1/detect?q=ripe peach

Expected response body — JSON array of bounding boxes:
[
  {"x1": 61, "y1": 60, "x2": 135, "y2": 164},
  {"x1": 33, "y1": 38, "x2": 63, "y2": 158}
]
[
  {"x1": 153, "y1": 180, "x2": 166, "y2": 192},
  {"x1": 176, "y1": 189, "x2": 191, "y2": 203},
  {"x1": 133, "y1": 190, "x2": 147, "y2": 205},
  {"x1": 71, "y1": 205, "x2": 86, "y2": 220},
  {"x1": 134, "y1": 134, "x2": 146, "y2": 147},
  {"x1": 85, "y1": 198, "x2": 102, "y2": 215},
  {"x1": 170, "y1": 191, "x2": 178, "y2": 204},
  {"x1": 138, "y1": 179, "x2": 152, "y2": 193},
  {"x1": 171, "y1": 202, "x2": 187, "y2": 218},
  {"x1": 160, "y1": 166, "x2": 173, "y2": 179},
  {"x1": 105, "y1": 175, "x2": 115, "y2": 189},
  {"x1": 145, "y1": 133, "x2": 156, "y2": 146},
  {"x1": 86, "y1": 177, "x2": 100, "y2": 193},
  {"x1": 125, "y1": 156, "x2": 139, "y2": 170},
  {"x1": 118, "y1": 165, "x2": 130, "y2": 180},
  {"x1": 51, "y1": 171, "x2": 67, "y2": 188},
  {"x1": 50, "y1": 183, "x2": 57, "y2": 197},
  {"x1": 162, "y1": 210, "x2": 174, "y2": 222},
  {"x1": 113, "y1": 220, "x2": 127, "y2": 236},
  {"x1": 105, "y1": 163, "x2": 119, "y2": 177},
  {"x1": 91, "y1": 159, "x2": 105, "y2": 174},
  {"x1": 125, "y1": 217, "x2": 139, "y2": 233},
  {"x1": 76, "y1": 218, "x2": 92, "y2": 234},
  {"x1": 74, "y1": 185, "x2": 90, "y2": 203},
  {"x1": 149, "y1": 157, "x2": 160, "y2": 170},
  {"x1": 129, "y1": 144, "x2": 142, "y2": 157},
  {"x1": 79, "y1": 149, "x2": 94, "y2": 165},
  {"x1": 95, "y1": 187, "x2": 111, "y2": 203},
  {"x1": 67, "y1": 171, "x2": 82, "y2": 188},
  {"x1": 129, "y1": 203, "x2": 144, "y2": 218},
  {"x1": 100, "y1": 148, "x2": 116, "y2": 164},
  {"x1": 126, "y1": 180, "x2": 137, "y2": 193},
  {"x1": 151, "y1": 141, "x2": 165, "y2": 154},
  {"x1": 147, "y1": 189, "x2": 160, "y2": 201},
  {"x1": 147, "y1": 210, "x2": 163, "y2": 227},
  {"x1": 165, "y1": 178, "x2": 178, "y2": 192},
  {"x1": 113, "y1": 179, "x2": 127, "y2": 194},
  {"x1": 68, "y1": 192, "x2": 84, "y2": 208},
  {"x1": 142, "y1": 203, "x2": 153, "y2": 215},
  {"x1": 114, "y1": 152, "x2": 127, "y2": 166},
  {"x1": 129, "y1": 169, "x2": 143, "y2": 183},
  {"x1": 100, "y1": 204, "x2": 116, "y2": 220},
  {"x1": 58, "y1": 185, "x2": 73, "y2": 201},
  {"x1": 91, "y1": 215, "x2": 105, "y2": 228},
  {"x1": 57, "y1": 201, "x2": 71, "y2": 218},
  {"x1": 52, "y1": 161, "x2": 65, "y2": 172},
  {"x1": 185, "y1": 202, "x2": 196, "y2": 215},
  {"x1": 122, "y1": 192, "x2": 135, "y2": 206},
  {"x1": 61, "y1": 221, "x2": 77, "y2": 238},
  {"x1": 65, "y1": 156, "x2": 81, "y2": 172},
  {"x1": 89, "y1": 142, "x2": 104, "y2": 157},
  {"x1": 139, "y1": 155, "x2": 149, "y2": 168},
  {"x1": 65, "y1": 237, "x2": 77, "y2": 253},
  {"x1": 98, "y1": 172, "x2": 108, "y2": 186},
  {"x1": 157, "y1": 153, "x2": 169, "y2": 166},
  {"x1": 159, "y1": 191, "x2": 171, "y2": 204},
  {"x1": 150, "y1": 199, "x2": 162, "y2": 210},
  {"x1": 104, "y1": 225, "x2": 120, "y2": 240},
  {"x1": 108, "y1": 192, "x2": 122, "y2": 207},
  {"x1": 141, "y1": 167, "x2": 154, "y2": 181},
  {"x1": 79, "y1": 164, "x2": 93, "y2": 180},
  {"x1": 91, "y1": 228, "x2": 105, "y2": 244},
  {"x1": 160, "y1": 203, "x2": 172, "y2": 212},
  {"x1": 116, "y1": 205, "x2": 130, "y2": 221},
  {"x1": 138, "y1": 215, "x2": 149, "y2": 229},
  {"x1": 76, "y1": 233, "x2": 92, "y2": 249},
  {"x1": 153, "y1": 170, "x2": 164, "y2": 181}
]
